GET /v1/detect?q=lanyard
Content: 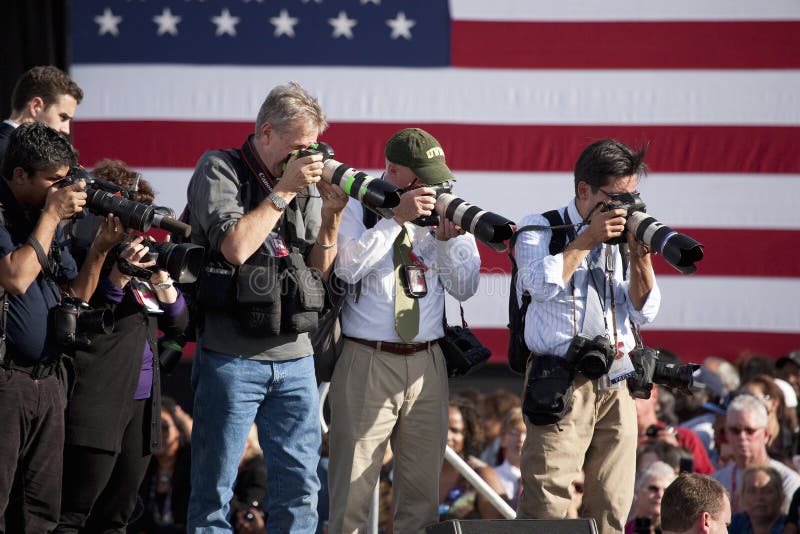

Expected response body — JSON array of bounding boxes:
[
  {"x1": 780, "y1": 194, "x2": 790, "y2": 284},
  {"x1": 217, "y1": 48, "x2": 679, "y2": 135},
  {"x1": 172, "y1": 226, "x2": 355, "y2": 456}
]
[{"x1": 239, "y1": 135, "x2": 276, "y2": 195}]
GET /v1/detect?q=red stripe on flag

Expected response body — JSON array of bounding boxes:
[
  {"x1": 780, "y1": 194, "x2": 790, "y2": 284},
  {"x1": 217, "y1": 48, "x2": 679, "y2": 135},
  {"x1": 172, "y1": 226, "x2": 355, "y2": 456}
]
[
  {"x1": 452, "y1": 21, "x2": 800, "y2": 69},
  {"x1": 473, "y1": 328, "x2": 800, "y2": 364},
  {"x1": 72, "y1": 122, "x2": 800, "y2": 174},
  {"x1": 479, "y1": 228, "x2": 800, "y2": 278}
]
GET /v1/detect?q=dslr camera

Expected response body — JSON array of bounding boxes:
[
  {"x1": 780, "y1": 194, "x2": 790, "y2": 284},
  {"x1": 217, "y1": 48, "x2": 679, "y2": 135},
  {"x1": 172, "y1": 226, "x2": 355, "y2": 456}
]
[
  {"x1": 600, "y1": 191, "x2": 704, "y2": 275},
  {"x1": 411, "y1": 182, "x2": 453, "y2": 227},
  {"x1": 628, "y1": 346, "x2": 701, "y2": 398},
  {"x1": 600, "y1": 192, "x2": 646, "y2": 245},
  {"x1": 113, "y1": 237, "x2": 204, "y2": 285},
  {"x1": 564, "y1": 333, "x2": 616, "y2": 379},
  {"x1": 52, "y1": 297, "x2": 114, "y2": 350},
  {"x1": 63, "y1": 168, "x2": 192, "y2": 237}
]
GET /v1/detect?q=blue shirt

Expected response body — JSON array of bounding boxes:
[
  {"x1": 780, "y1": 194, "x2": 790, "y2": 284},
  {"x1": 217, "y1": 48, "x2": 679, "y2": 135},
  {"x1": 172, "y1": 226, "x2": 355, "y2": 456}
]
[
  {"x1": 0, "y1": 181, "x2": 78, "y2": 362},
  {"x1": 728, "y1": 512, "x2": 786, "y2": 534}
]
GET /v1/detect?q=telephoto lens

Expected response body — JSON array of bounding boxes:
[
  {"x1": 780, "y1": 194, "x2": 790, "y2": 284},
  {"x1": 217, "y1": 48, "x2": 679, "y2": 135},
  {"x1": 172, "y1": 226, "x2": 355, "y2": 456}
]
[
  {"x1": 626, "y1": 211, "x2": 704, "y2": 275},
  {"x1": 434, "y1": 193, "x2": 515, "y2": 251}
]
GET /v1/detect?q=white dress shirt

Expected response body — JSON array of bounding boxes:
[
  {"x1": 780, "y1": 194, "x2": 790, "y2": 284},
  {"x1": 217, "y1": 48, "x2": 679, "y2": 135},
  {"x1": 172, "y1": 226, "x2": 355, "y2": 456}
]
[
  {"x1": 335, "y1": 199, "x2": 481, "y2": 343},
  {"x1": 515, "y1": 199, "x2": 661, "y2": 360}
]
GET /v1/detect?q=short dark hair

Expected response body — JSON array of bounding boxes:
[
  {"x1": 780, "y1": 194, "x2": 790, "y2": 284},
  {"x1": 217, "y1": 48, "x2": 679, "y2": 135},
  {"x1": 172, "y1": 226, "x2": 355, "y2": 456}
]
[
  {"x1": 573, "y1": 139, "x2": 648, "y2": 195},
  {"x1": 11, "y1": 65, "x2": 84, "y2": 113},
  {"x1": 661, "y1": 474, "x2": 727, "y2": 531},
  {"x1": 1, "y1": 122, "x2": 78, "y2": 180},
  {"x1": 91, "y1": 159, "x2": 155, "y2": 205}
]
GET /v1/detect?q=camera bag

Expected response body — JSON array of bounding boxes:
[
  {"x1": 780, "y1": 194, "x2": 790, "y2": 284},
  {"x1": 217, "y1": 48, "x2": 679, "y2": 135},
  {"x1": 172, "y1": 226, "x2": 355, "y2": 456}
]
[
  {"x1": 523, "y1": 353, "x2": 575, "y2": 425},
  {"x1": 440, "y1": 302, "x2": 490, "y2": 378}
]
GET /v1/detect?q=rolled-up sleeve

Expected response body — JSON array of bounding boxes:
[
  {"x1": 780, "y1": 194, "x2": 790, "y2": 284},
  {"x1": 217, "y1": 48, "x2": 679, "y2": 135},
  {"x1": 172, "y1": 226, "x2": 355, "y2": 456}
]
[
  {"x1": 188, "y1": 152, "x2": 244, "y2": 252},
  {"x1": 622, "y1": 275, "x2": 661, "y2": 326},
  {"x1": 515, "y1": 213, "x2": 566, "y2": 304}
]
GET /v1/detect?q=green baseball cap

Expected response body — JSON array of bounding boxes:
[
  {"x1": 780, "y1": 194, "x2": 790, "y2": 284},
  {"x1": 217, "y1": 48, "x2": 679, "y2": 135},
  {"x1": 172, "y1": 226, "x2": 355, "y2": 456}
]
[{"x1": 384, "y1": 128, "x2": 454, "y2": 185}]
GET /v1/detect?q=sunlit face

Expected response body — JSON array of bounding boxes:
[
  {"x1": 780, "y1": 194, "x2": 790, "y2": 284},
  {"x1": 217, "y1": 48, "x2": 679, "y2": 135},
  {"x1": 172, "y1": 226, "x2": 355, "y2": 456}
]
[
  {"x1": 577, "y1": 174, "x2": 639, "y2": 220},
  {"x1": 384, "y1": 162, "x2": 421, "y2": 189},
  {"x1": 447, "y1": 406, "x2": 465, "y2": 456},
  {"x1": 35, "y1": 94, "x2": 78, "y2": 135},
  {"x1": 259, "y1": 119, "x2": 319, "y2": 179},
  {"x1": 726, "y1": 409, "x2": 768, "y2": 466},
  {"x1": 740, "y1": 470, "x2": 782, "y2": 524}
]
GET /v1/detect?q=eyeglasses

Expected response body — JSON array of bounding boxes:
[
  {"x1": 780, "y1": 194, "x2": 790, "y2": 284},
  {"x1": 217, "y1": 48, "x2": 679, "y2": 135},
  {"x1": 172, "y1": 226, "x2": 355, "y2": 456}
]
[
  {"x1": 597, "y1": 187, "x2": 639, "y2": 201},
  {"x1": 726, "y1": 425, "x2": 764, "y2": 437}
]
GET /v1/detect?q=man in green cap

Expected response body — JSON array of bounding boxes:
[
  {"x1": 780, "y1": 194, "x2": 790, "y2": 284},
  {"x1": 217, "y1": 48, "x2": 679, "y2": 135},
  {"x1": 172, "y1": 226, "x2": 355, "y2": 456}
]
[{"x1": 327, "y1": 128, "x2": 481, "y2": 533}]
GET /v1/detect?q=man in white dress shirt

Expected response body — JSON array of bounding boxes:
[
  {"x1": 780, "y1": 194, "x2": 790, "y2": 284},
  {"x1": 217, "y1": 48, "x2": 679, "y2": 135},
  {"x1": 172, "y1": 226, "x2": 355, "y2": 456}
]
[
  {"x1": 515, "y1": 139, "x2": 661, "y2": 533},
  {"x1": 327, "y1": 128, "x2": 481, "y2": 534}
]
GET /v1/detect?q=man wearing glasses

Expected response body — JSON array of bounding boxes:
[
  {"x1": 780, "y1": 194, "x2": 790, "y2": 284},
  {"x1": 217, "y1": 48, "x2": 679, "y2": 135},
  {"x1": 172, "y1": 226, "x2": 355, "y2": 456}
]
[
  {"x1": 712, "y1": 393, "x2": 800, "y2": 513},
  {"x1": 515, "y1": 139, "x2": 661, "y2": 533}
]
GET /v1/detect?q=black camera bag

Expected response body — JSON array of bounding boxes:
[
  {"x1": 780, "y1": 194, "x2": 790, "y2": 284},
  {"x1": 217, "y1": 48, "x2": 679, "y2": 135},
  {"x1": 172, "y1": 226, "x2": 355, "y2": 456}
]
[
  {"x1": 280, "y1": 252, "x2": 325, "y2": 333},
  {"x1": 234, "y1": 252, "x2": 283, "y2": 335},
  {"x1": 440, "y1": 302, "x2": 490, "y2": 378},
  {"x1": 523, "y1": 353, "x2": 575, "y2": 425}
]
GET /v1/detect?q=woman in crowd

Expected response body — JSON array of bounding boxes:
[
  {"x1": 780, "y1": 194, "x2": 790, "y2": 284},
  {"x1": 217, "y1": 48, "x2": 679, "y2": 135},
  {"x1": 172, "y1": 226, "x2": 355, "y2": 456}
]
[
  {"x1": 56, "y1": 160, "x2": 188, "y2": 533},
  {"x1": 729, "y1": 466, "x2": 786, "y2": 534},
  {"x1": 130, "y1": 396, "x2": 193, "y2": 533},
  {"x1": 625, "y1": 461, "x2": 676, "y2": 534},
  {"x1": 438, "y1": 396, "x2": 507, "y2": 520}
]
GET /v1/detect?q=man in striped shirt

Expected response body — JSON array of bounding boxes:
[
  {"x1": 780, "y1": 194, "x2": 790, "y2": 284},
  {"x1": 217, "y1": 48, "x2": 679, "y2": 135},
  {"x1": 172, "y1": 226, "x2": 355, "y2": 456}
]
[{"x1": 515, "y1": 139, "x2": 661, "y2": 533}]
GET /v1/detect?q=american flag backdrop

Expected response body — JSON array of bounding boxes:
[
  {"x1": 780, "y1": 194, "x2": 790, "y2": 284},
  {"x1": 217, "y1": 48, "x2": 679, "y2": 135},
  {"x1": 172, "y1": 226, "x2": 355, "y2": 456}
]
[{"x1": 69, "y1": 0, "x2": 800, "y2": 363}]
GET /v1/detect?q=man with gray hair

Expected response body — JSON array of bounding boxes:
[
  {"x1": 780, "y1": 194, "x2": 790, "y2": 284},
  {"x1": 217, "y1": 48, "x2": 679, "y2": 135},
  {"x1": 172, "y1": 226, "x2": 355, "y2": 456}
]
[
  {"x1": 711, "y1": 393, "x2": 800, "y2": 513},
  {"x1": 186, "y1": 81, "x2": 348, "y2": 533}
]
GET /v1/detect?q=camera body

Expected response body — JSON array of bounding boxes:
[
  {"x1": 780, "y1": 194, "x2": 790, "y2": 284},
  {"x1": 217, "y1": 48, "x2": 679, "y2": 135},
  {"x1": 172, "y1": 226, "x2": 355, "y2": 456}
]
[
  {"x1": 628, "y1": 346, "x2": 700, "y2": 398},
  {"x1": 564, "y1": 333, "x2": 616, "y2": 379},
  {"x1": 113, "y1": 238, "x2": 204, "y2": 285},
  {"x1": 295, "y1": 141, "x2": 335, "y2": 162},
  {"x1": 52, "y1": 297, "x2": 114, "y2": 350},
  {"x1": 411, "y1": 182, "x2": 453, "y2": 227},
  {"x1": 601, "y1": 192, "x2": 647, "y2": 245}
]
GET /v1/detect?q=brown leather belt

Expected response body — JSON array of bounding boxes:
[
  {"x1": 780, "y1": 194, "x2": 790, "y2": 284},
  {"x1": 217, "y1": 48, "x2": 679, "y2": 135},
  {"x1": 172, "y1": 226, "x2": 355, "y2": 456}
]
[{"x1": 346, "y1": 336, "x2": 438, "y2": 355}]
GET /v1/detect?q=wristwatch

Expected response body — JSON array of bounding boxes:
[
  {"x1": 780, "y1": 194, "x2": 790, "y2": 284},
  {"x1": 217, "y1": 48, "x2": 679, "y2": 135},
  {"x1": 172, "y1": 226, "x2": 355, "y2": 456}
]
[{"x1": 268, "y1": 192, "x2": 287, "y2": 211}]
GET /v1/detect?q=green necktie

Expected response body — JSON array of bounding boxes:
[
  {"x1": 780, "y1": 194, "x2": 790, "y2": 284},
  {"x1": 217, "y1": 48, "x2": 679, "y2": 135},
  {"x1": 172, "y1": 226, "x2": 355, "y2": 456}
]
[{"x1": 393, "y1": 225, "x2": 420, "y2": 342}]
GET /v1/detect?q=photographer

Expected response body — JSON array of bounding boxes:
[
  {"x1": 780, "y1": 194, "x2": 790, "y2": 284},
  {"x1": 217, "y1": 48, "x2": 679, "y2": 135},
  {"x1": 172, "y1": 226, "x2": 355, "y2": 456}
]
[
  {"x1": 0, "y1": 123, "x2": 122, "y2": 533},
  {"x1": 515, "y1": 139, "x2": 661, "y2": 533},
  {"x1": 55, "y1": 160, "x2": 188, "y2": 533},
  {"x1": 186, "y1": 81, "x2": 346, "y2": 533},
  {"x1": 328, "y1": 128, "x2": 481, "y2": 533}
]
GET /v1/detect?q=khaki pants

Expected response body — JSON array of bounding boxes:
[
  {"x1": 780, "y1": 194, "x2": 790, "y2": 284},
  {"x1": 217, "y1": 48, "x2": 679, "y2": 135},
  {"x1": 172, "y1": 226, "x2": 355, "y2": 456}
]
[
  {"x1": 327, "y1": 339, "x2": 449, "y2": 534},
  {"x1": 517, "y1": 374, "x2": 637, "y2": 534}
]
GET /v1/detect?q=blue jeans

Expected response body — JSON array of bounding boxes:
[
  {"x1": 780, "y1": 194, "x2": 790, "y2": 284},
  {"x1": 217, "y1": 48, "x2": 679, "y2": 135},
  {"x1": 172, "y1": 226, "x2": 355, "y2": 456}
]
[{"x1": 187, "y1": 347, "x2": 321, "y2": 533}]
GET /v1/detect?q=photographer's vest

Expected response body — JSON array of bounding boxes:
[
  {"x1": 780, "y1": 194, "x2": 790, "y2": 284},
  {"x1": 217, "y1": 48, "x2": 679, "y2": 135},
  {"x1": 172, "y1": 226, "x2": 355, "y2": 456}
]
[{"x1": 192, "y1": 138, "x2": 324, "y2": 338}]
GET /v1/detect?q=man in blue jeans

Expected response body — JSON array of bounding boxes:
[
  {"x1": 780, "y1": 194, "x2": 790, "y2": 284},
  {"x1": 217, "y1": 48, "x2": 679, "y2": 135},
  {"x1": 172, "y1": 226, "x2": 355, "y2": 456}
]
[{"x1": 186, "y1": 82, "x2": 347, "y2": 533}]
